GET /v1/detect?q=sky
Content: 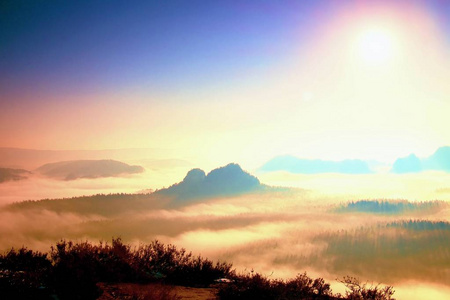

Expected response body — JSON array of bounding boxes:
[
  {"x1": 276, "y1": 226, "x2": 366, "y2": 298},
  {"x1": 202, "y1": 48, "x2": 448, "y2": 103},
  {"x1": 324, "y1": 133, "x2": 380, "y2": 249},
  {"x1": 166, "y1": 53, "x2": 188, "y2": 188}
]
[
  {"x1": 1, "y1": 0, "x2": 450, "y2": 168},
  {"x1": 1, "y1": 3, "x2": 450, "y2": 297}
]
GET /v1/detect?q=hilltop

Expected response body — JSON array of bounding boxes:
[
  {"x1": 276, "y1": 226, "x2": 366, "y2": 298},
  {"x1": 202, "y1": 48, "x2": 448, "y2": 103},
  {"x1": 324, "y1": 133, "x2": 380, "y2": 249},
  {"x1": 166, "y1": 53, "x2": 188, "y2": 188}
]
[
  {"x1": 36, "y1": 159, "x2": 144, "y2": 180},
  {"x1": 156, "y1": 163, "x2": 263, "y2": 202}
]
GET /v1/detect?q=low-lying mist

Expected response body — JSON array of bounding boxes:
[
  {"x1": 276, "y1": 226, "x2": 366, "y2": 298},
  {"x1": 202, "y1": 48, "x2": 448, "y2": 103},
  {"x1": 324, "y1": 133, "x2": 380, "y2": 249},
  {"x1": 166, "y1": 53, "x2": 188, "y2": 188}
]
[{"x1": 1, "y1": 168, "x2": 450, "y2": 299}]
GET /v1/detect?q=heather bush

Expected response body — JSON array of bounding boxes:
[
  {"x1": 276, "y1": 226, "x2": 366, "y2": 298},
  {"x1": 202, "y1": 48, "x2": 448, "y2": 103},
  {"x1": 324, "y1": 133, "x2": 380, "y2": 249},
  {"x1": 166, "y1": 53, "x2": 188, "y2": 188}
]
[
  {"x1": 132, "y1": 240, "x2": 192, "y2": 281},
  {"x1": 218, "y1": 270, "x2": 276, "y2": 300},
  {"x1": 0, "y1": 239, "x2": 395, "y2": 300},
  {"x1": 0, "y1": 238, "x2": 233, "y2": 298},
  {"x1": 338, "y1": 276, "x2": 395, "y2": 300},
  {"x1": 173, "y1": 255, "x2": 234, "y2": 286},
  {"x1": 218, "y1": 270, "x2": 334, "y2": 300},
  {"x1": 50, "y1": 240, "x2": 105, "y2": 299},
  {"x1": 0, "y1": 247, "x2": 52, "y2": 299}
]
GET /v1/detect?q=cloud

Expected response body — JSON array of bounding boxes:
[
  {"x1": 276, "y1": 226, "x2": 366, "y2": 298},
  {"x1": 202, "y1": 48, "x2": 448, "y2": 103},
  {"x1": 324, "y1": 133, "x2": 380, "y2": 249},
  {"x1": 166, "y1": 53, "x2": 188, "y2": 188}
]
[
  {"x1": 1, "y1": 186, "x2": 449, "y2": 291},
  {"x1": 36, "y1": 159, "x2": 144, "y2": 180},
  {"x1": 311, "y1": 220, "x2": 450, "y2": 285},
  {"x1": 391, "y1": 146, "x2": 450, "y2": 173},
  {"x1": 0, "y1": 209, "x2": 99, "y2": 251},
  {"x1": 260, "y1": 155, "x2": 372, "y2": 174},
  {"x1": 1, "y1": 162, "x2": 450, "y2": 295}
]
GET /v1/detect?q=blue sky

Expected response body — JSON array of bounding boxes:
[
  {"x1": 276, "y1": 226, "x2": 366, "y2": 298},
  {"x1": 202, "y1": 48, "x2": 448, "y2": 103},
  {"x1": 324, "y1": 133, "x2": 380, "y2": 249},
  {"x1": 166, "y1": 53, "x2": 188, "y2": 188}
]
[{"x1": 1, "y1": 1, "x2": 319, "y2": 96}]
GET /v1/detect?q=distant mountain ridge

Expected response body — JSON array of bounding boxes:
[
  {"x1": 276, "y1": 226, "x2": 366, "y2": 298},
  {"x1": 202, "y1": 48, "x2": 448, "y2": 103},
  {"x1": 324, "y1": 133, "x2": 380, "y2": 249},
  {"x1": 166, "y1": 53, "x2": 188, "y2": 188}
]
[
  {"x1": 260, "y1": 146, "x2": 450, "y2": 174},
  {"x1": 391, "y1": 146, "x2": 450, "y2": 173},
  {"x1": 0, "y1": 147, "x2": 165, "y2": 169},
  {"x1": 156, "y1": 163, "x2": 262, "y2": 201},
  {"x1": 260, "y1": 155, "x2": 372, "y2": 174},
  {"x1": 0, "y1": 168, "x2": 30, "y2": 183},
  {"x1": 6, "y1": 163, "x2": 264, "y2": 215},
  {"x1": 36, "y1": 160, "x2": 144, "y2": 180}
]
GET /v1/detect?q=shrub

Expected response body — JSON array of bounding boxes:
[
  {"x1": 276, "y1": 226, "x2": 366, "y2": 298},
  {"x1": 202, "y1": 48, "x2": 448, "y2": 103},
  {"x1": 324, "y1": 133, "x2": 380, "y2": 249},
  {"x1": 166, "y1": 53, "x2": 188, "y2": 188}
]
[
  {"x1": 131, "y1": 240, "x2": 233, "y2": 286},
  {"x1": 338, "y1": 276, "x2": 395, "y2": 300},
  {"x1": 218, "y1": 270, "x2": 276, "y2": 300},
  {"x1": 47, "y1": 238, "x2": 234, "y2": 297},
  {"x1": 0, "y1": 247, "x2": 52, "y2": 299},
  {"x1": 50, "y1": 240, "x2": 104, "y2": 299},
  {"x1": 132, "y1": 240, "x2": 192, "y2": 281},
  {"x1": 217, "y1": 270, "x2": 333, "y2": 300},
  {"x1": 172, "y1": 255, "x2": 234, "y2": 287},
  {"x1": 0, "y1": 239, "x2": 395, "y2": 300}
]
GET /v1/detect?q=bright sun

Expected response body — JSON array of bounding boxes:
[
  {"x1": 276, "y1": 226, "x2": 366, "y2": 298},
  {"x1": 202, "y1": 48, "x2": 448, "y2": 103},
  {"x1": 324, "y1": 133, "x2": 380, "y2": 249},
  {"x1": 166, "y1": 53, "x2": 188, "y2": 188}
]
[{"x1": 356, "y1": 27, "x2": 395, "y2": 65}]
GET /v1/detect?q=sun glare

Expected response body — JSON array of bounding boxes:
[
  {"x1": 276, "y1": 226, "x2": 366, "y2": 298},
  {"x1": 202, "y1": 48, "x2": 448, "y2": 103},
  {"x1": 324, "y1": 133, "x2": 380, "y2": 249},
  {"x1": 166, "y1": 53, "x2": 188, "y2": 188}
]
[{"x1": 356, "y1": 27, "x2": 395, "y2": 65}]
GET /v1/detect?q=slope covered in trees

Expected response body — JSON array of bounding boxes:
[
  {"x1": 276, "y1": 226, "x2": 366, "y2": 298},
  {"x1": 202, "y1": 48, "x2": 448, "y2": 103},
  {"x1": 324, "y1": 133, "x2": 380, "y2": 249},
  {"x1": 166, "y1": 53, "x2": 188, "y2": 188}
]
[{"x1": 336, "y1": 200, "x2": 447, "y2": 215}]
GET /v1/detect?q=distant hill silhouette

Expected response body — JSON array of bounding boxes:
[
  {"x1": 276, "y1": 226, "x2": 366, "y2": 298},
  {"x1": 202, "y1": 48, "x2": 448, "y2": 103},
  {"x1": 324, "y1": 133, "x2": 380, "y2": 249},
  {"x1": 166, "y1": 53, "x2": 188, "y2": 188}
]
[
  {"x1": 391, "y1": 146, "x2": 450, "y2": 173},
  {"x1": 336, "y1": 200, "x2": 447, "y2": 215},
  {"x1": 260, "y1": 155, "x2": 372, "y2": 174},
  {"x1": 423, "y1": 146, "x2": 450, "y2": 171},
  {"x1": 6, "y1": 163, "x2": 263, "y2": 215},
  {"x1": 156, "y1": 163, "x2": 262, "y2": 201},
  {"x1": 391, "y1": 154, "x2": 422, "y2": 173},
  {"x1": 0, "y1": 147, "x2": 165, "y2": 169},
  {"x1": 0, "y1": 168, "x2": 30, "y2": 183},
  {"x1": 36, "y1": 160, "x2": 144, "y2": 180}
]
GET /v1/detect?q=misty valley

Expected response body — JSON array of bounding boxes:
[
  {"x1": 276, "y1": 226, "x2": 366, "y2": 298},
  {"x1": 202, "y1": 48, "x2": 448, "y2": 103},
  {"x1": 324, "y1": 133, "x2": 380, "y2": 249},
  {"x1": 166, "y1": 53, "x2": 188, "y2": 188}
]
[
  {"x1": 3, "y1": 1, "x2": 450, "y2": 299},
  {"x1": 1, "y1": 153, "x2": 450, "y2": 299}
]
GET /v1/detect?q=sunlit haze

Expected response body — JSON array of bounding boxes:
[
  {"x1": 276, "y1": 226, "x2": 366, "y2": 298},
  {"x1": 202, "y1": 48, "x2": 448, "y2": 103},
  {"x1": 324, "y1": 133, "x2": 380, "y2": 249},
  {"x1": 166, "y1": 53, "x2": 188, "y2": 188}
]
[
  {"x1": 356, "y1": 26, "x2": 395, "y2": 65},
  {"x1": 1, "y1": 1, "x2": 449, "y2": 167},
  {"x1": 1, "y1": 1, "x2": 450, "y2": 299}
]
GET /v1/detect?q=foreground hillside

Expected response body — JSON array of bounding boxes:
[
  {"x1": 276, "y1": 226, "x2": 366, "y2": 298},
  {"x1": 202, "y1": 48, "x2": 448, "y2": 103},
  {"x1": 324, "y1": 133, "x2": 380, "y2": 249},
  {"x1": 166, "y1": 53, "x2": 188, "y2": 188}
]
[{"x1": 0, "y1": 239, "x2": 394, "y2": 300}]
